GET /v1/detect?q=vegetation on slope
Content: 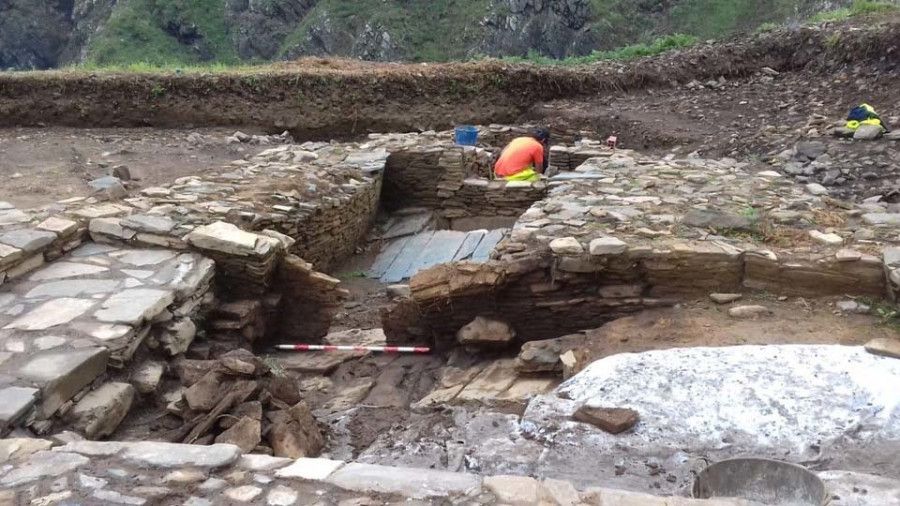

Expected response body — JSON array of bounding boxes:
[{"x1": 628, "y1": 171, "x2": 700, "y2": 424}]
[{"x1": 60, "y1": 0, "x2": 899, "y2": 68}]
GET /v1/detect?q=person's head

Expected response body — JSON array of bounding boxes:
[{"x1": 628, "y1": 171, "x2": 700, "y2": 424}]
[{"x1": 532, "y1": 127, "x2": 551, "y2": 145}]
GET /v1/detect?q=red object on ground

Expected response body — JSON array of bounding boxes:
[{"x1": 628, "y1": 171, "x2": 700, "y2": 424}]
[
  {"x1": 607, "y1": 136, "x2": 618, "y2": 149},
  {"x1": 275, "y1": 344, "x2": 431, "y2": 354}
]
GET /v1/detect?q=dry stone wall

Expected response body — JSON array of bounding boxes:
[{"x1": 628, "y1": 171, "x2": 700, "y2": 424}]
[{"x1": 386, "y1": 148, "x2": 899, "y2": 347}]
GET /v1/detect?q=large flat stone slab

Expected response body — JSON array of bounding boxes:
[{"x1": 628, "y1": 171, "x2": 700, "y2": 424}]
[
  {"x1": 523, "y1": 345, "x2": 900, "y2": 489},
  {"x1": 17, "y1": 347, "x2": 110, "y2": 418},
  {"x1": 93, "y1": 288, "x2": 175, "y2": 325},
  {"x1": 0, "y1": 386, "x2": 39, "y2": 425},
  {"x1": 115, "y1": 249, "x2": 177, "y2": 267},
  {"x1": 326, "y1": 462, "x2": 482, "y2": 499},
  {"x1": 4, "y1": 298, "x2": 97, "y2": 330},
  {"x1": 28, "y1": 262, "x2": 109, "y2": 281},
  {"x1": 67, "y1": 382, "x2": 136, "y2": 439},
  {"x1": 121, "y1": 442, "x2": 241, "y2": 468},
  {"x1": 25, "y1": 279, "x2": 121, "y2": 298},
  {"x1": 185, "y1": 221, "x2": 259, "y2": 256},
  {"x1": 0, "y1": 229, "x2": 57, "y2": 252},
  {"x1": 0, "y1": 451, "x2": 89, "y2": 487}
]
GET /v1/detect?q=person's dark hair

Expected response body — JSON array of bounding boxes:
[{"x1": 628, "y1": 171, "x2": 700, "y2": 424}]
[{"x1": 532, "y1": 127, "x2": 550, "y2": 143}]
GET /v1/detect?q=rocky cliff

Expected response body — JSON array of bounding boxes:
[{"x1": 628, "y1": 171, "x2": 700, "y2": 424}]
[{"x1": 0, "y1": 0, "x2": 856, "y2": 69}]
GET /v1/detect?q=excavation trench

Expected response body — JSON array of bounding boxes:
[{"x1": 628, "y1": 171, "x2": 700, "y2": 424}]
[{"x1": 3, "y1": 124, "x2": 897, "y2": 500}]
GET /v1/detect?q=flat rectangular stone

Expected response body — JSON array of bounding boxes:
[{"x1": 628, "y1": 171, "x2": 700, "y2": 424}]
[
  {"x1": 6, "y1": 254, "x2": 45, "y2": 280},
  {"x1": 0, "y1": 243, "x2": 24, "y2": 269},
  {"x1": 0, "y1": 209, "x2": 30, "y2": 226},
  {"x1": 863, "y1": 213, "x2": 900, "y2": 226},
  {"x1": 71, "y1": 204, "x2": 130, "y2": 219},
  {"x1": 327, "y1": 463, "x2": 481, "y2": 499},
  {"x1": 89, "y1": 218, "x2": 136, "y2": 241},
  {"x1": 0, "y1": 229, "x2": 57, "y2": 252},
  {"x1": 275, "y1": 458, "x2": 345, "y2": 480},
  {"x1": 94, "y1": 288, "x2": 175, "y2": 325},
  {"x1": 17, "y1": 347, "x2": 109, "y2": 419},
  {"x1": 36, "y1": 217, "x2": 79, "y2": 236},
  {"x1": 26, "y1": 280, "x2": 120, "y2": 298},
  {"x1": 865, "y1": 338, "x2": 900, "y2": 359},
  {"x1": 29, "y1": 262, "x2": 109, "y2": 281},
  {"x1": 119, "y1": 442, "x2": 241, "y2": 469},
  {"x1": 185, "y1": 221, "x2": 260, "y2": 256},
  {"x1": 4, "y1": 298, "x2": 97, "y2": 330},
  {"x1": 0, "y1": 387, "x2": 39, "y2": 425},
  {"x1": 120, "y1": 214, "x2": 176, "y2": 234}
]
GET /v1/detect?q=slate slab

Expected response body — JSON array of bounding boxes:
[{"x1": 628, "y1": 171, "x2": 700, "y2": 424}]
[
  {"x1": 94, "y1": 288, "x2": 175, "y2": 325},
  {"x1": 0, "y1": 229, "x2": 57, "y2": 252},
  {"x1": 17, "y1": 347, "x2": 109, "y2": 419}
]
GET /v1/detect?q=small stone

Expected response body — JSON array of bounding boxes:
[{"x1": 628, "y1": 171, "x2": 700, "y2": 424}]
[
  {"x1": 853, "y1": 124, "x2": 884, "y2": 140},
  {"x1": 806, "y1": 183, "x2": 828, "y2": 196},
  {"x1": 728, "y1": 305, "x2": 772, "y2": 318},
  {"x1": 709, "y1": 293, "x2": 742, "y2": 304},
  {"x1": 864, "y1": 338, "x2": 900, "y2": 359},
  {"x1": 862, "y1": 214, "x2": 900, "y2": 226},
  {"x1": 589, "y1": 237, "x2": 628, "y2": 256},
  {"x1": 79, "y1": 473, "x2": 108, "y2": 489},
  {"x1": 112, "y1": 165, "x2": 132, "y2": 181},
  {"x1": 456, "y1": 316, "x2": 516, "y2": 348},
  {"x1": 267, "y1": 485, "x2": 299, "y2": 506},
  {"x1": 795, "y1": 141, "x2": 826, "y2": 160},
  {"x1": 549, "y1": 237, "x2": 584, "y2": 255},
  {"x1": 164, "y1": 469, "x2": 207, "y2": 483},
  {"x1": 836, "y1": 249, "x2": 862, "y2": 262},
  {"x1": 131, "y1": 361, "x2": 165, "y2": 394},
  {"x1": 682, "y1": 209, "x2": 754, "y2": 231},
  {"x1": 573, "y1": 406, "x2": 640, "y2": 434},
  {"x1": 809, "y1": 230, "x2": 843, "y2": 246},
  {"x1": 89, "y1": 176, "x2": 123, "y2": 191},
  {"x1": 184, "y1": 498, "x2": 213, "y2": 506},
  {"x1": 225, "y1": 485, "x2": 263, "y2": 502},
  {"x1": 386, "y1": 284, "x2": 411, "y2": 298},
  {"x1": 89, "y1": 218, "x2": 136, "y2": 240}
]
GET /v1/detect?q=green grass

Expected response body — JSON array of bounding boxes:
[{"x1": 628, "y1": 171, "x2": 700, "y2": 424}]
[
  {"x1": 86, "y1": 0, "x2": 239, "y2": 66},
  {"x1": 809, "y1": 0, "x2": 899, "y2": 23},
  {"x1": 502, "y1": 34, "x2": 700, "y2": 66}
]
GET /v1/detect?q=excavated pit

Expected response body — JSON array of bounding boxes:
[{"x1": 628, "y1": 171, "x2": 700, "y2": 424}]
[{"x1": 2, "y1": 120, "x2": 900, "y2": 503}]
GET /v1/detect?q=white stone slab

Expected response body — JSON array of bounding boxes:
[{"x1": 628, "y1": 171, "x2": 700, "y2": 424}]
[
  {"x1": 94, "y1": 289, "x2": 175, "y2": 325},
  {"x1": 275, "y1": 458, "x2": 345, "y2": 481},
  {"x1": 115, "y1": 250, "x2": 177, "y2": 267},
  {"x1": 29, "y1": 262, "x2": 109, "y2": 281},
  {"x1": 4, "y1": 298, "x2": 96, "y2": 330},
  {"x1": 26, "y1": 280, "x2": 120, "y2": 298}
]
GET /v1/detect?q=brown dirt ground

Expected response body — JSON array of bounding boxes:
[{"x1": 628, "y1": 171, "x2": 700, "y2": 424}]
[
  {"x1": 0, "y1": 127, "x2": 274, "y2": 208},
  {"x1": 579, "y1": 294, "x2": 900, "y2": 362}
]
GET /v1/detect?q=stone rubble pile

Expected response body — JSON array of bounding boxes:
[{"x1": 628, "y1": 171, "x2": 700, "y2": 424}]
[{"x1": 164, "y1": 348, "x2": 324, "y2": 458}]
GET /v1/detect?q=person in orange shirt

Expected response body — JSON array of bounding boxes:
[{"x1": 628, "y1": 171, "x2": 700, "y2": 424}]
[{"x1": 493, "y1": 127, "x2": 550, "y2": 182}]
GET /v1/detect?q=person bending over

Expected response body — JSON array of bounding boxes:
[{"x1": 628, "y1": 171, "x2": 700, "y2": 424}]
[{"x1": 493, "y1": 127, "x2": 550, "y2": 182}]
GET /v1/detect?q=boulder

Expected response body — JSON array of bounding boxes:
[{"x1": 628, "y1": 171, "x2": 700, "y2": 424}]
[
  {"x1": 457, "y1": 316, "x2": 516, "y2": 348},
  {"x1": 573, "y1": 406, "x2": 639, "y2": 434},
  {"x1": 795, "y1": 141, "x2": 826, "y2": 160}
]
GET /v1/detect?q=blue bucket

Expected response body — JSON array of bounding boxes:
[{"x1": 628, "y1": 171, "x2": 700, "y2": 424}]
[{"x1": 454, "y1": 125, "x2": 479, "y2": 146}]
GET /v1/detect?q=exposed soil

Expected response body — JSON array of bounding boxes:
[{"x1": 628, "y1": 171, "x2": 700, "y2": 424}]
[
  {"x1": 0, "y1": 127, "x2": 271, "y2": 208},
  {"x1": 578, "y1": 295, "x2": 899, "y2": 362}
]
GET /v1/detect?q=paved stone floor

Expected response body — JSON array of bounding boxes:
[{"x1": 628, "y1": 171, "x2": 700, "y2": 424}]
[{"x1": 0, "y1": 244, "x2": 213, "y2": 432}]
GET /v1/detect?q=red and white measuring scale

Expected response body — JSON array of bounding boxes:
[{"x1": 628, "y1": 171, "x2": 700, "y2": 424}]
[{"x1": 275, "y1": 344, "x2": 431, "y2": 354}]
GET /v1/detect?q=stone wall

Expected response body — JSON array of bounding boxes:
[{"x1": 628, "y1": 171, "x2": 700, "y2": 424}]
[{"x1": 383, "y1": 145, "x2": 546, "y2": 220}]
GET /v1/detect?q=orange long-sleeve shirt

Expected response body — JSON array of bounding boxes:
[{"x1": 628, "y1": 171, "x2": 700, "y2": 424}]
[{"x1": 494, "y1": 137, "x2": 545, "y2": 178}]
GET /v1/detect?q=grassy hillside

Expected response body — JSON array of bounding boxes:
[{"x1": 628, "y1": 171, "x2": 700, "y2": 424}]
[{"x1": 64, "y1": 0, "x2": 897, "y2": 67}]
